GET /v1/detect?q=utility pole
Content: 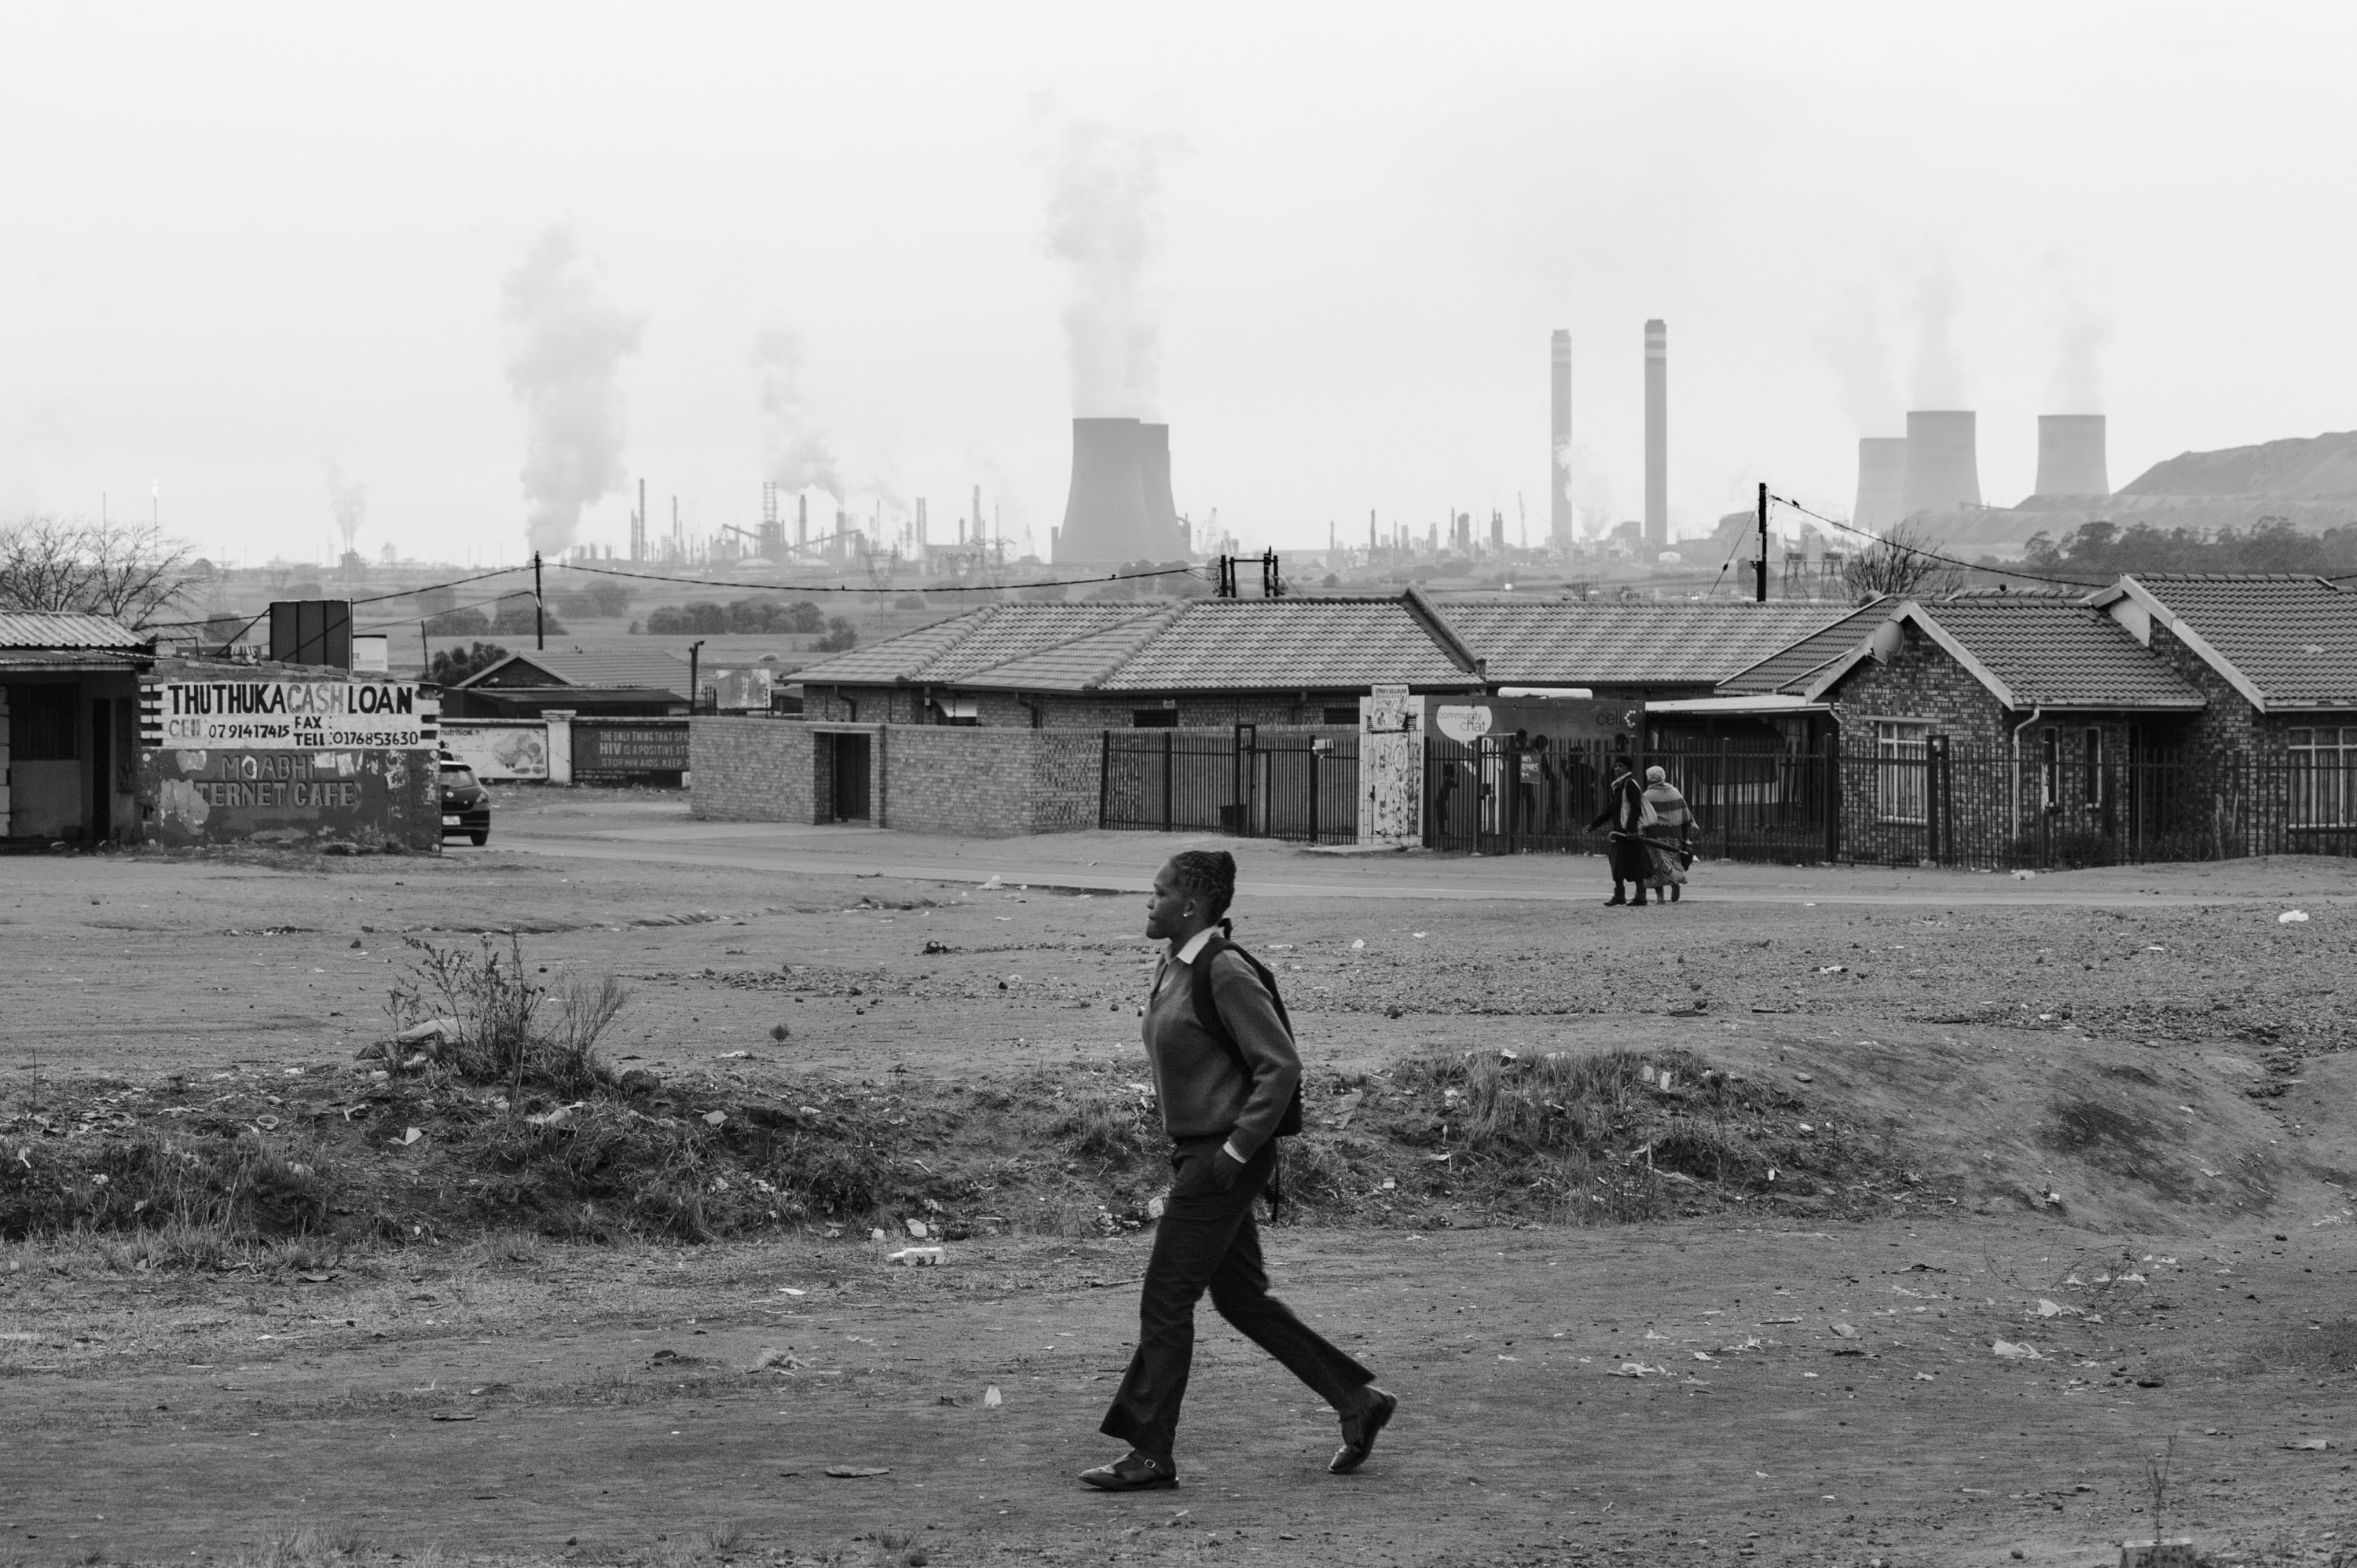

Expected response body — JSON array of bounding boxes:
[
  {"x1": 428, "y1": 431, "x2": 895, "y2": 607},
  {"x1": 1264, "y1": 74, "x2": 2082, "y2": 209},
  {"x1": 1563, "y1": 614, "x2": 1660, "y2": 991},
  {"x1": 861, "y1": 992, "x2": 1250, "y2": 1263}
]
[
  {"x1": 533, "y1": 550, "x2": 546, "y2": 648},
  {"x1": 1754, "y1": 482, "x2": 1769, "y2": 603}
]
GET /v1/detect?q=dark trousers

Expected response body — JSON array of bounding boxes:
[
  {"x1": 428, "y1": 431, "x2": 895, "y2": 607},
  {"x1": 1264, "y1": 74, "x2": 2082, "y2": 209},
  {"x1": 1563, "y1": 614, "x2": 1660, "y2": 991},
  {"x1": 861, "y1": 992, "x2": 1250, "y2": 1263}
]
[{"x1": 1100, "y1": 1137, "x2": 1374, "y2": 1458}]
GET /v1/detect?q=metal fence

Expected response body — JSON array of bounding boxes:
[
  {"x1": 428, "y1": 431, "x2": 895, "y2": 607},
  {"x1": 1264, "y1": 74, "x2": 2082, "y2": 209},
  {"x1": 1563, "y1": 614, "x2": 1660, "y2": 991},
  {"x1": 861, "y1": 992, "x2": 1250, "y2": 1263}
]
[
  {"x1": 1098, "y1": 728, "x2": 1358, "y2": 844},
  {"x1": 1424, "y1": 734, "x2": 2357, "y2": 870}
]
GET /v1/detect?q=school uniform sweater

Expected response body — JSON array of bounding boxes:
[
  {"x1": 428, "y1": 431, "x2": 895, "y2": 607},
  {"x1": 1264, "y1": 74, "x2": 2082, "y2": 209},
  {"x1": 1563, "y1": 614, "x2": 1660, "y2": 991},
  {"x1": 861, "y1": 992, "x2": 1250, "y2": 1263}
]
[{"x1": 1141, "y1": 929, "x2": 1302, "y2": 1161}]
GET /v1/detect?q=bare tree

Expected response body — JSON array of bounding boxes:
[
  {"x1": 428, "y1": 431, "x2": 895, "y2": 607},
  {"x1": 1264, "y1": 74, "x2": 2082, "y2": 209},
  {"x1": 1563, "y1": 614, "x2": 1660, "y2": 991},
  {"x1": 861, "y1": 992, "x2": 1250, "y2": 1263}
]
[
  {"x1": 0, "y1": 515, "x2": 196, "y2": 626},
  {"x1": 1841, "y1": 520, "x2": 1958, "y2": 604}
]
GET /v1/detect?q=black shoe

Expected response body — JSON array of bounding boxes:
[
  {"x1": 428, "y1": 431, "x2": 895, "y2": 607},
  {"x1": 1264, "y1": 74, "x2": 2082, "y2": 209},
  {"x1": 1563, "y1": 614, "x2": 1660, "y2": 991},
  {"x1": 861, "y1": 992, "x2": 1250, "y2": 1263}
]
[
  {"x1": 1080, "y1": 1451, "x2": 1178, "y2": 1491},
  {"x1": 1329, "y1": 1388, "x2": 1397, "y2": 1475},
  {"x1": 1604, "y1": 895, "x2": 1626, "y2": 906}
]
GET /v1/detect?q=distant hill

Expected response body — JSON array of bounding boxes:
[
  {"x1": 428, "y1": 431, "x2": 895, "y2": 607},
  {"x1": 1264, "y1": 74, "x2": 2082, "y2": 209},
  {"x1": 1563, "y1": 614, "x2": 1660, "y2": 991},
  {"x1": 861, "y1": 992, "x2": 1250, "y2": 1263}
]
[{"x1": 2119, "y1": 430, "x2": 2357, "y2": 498}]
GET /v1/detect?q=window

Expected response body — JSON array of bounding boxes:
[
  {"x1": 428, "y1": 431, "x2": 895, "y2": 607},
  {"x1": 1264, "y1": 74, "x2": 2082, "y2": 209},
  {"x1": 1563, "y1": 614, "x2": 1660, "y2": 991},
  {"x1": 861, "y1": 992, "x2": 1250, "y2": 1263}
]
[
  {"x1": 1322, "y1": 705, "x2": 1361, "y2": 727},
  {"x1": 2082, "y1": 727, "x2": 2103, "y2": 806},
  {"x1": 2040, "y1": 727, "x2": 2060, "y2": 811},
  {"x1": 1873, "y1": 720, "x2": 1928, "y2": 823},
  {"x1": 5, "y1": 684, "x2": 78, "y2": 760},
  {"x1": 1131, "y1": 709, "x2": 1178, "y2": 728},
  {"x1": 2289, "y1": 727, "x2": 2356, "y2": 827}
]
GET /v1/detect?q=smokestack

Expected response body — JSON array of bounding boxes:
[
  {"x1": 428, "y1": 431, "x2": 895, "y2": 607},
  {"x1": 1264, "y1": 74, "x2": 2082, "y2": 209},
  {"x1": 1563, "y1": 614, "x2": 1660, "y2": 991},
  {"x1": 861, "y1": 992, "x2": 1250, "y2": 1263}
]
[
  {"x1": 1549, "y1": 329, "x2": 1573, "y2": 549},
  {"x1": 1056, "y1": 416, "x2": 1155, "y2": 563},
  {"x1": 2033, "y1": 414, "x2": 2109, "y2": 498},
  {"x1": 1138, "y1": 423, "x2": 1182, "y2": 558},
  {"x1": 1644, "y1": 319, "x2": 1667, "y2": 551},
  {"x1": 1853, "y1": 438, "x2": 1909, "y2": 533},
  {"x1": 1899, "y1": 410, "x2": 1981, "y2": 518}
]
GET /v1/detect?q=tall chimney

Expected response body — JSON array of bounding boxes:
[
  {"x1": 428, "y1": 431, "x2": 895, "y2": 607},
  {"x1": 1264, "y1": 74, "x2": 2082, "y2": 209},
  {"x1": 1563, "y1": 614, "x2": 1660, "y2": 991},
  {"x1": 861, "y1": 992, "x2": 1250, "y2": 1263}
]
[
  {"x1": 1853, "y1": 437, "x2": 1909, "y2": 533},
  {"x1": 1549, "y1": 329, "x2": 1573, "y2": 550},
  {"x1": 1644, "y1": 319, "x2": 1667, "y2": 551},
  {"x1": 1899, "y1": 410, "x2": 1981, "y2": 519},
  {"x1": 1056, "y1": 416, "x2": 1154, "y2": 564},
  {"x1": 2034, "y1": 414, "x2": 2109, "y2": 498},
  {"x1": 1138, "y1": 423, "x2": 1183, "y2": 558}
]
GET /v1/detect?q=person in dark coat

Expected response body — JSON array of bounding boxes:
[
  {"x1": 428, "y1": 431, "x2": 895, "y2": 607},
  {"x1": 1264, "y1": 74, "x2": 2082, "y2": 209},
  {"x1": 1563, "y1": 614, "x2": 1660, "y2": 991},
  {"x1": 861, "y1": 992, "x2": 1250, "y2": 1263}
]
[
  {"x1": 1586, "y1": 753, "x2": 1655, "y2": 905},
  {"x1": 1081, "y1": 849, "x2": 1396, "y2": 1492}
]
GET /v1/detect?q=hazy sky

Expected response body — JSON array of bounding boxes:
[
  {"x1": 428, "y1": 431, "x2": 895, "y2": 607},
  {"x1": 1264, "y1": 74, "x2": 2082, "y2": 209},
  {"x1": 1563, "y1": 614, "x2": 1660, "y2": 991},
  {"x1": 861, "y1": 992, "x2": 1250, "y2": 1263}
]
[{"x1": 5, "y1": 2, "x2": 2353, "y2": 568}]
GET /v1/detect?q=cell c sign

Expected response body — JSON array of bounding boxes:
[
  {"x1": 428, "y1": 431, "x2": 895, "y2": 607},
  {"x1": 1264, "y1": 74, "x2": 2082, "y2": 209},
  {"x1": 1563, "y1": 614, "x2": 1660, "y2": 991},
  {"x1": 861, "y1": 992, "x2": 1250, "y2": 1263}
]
[
  {"x1": 1434, "y1": 705, "x2": 1494, "y2": 745},
  {"x1": 141, "y1": 680, "x2": 438, "y2": 750}
]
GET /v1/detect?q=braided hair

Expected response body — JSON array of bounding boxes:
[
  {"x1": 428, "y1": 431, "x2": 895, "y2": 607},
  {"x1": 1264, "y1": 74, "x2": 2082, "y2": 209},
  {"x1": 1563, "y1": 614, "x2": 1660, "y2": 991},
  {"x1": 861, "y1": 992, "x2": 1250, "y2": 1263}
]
[{"x1": 1168, "y1": 848, "x2": 1237, "y2": 936}]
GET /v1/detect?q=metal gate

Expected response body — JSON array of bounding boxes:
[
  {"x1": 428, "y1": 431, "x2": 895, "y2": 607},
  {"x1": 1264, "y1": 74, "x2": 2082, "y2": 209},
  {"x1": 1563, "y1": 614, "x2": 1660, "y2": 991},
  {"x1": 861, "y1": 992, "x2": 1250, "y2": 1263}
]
[
  {"x1": 1423, "y1": 735, "x2": 1837, "y2": 863},
  {"x1": 1099, "y1": 728, "x2": 1357, "y2": 844}
]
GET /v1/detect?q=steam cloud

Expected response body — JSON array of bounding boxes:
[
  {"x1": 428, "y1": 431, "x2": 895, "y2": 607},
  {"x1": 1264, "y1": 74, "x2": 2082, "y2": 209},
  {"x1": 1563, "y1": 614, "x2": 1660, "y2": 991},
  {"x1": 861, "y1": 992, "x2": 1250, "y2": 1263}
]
[
  {"x1": 749, "y1": 324, "x2": 845, "y2": 500},
  {"x1": 325, "y1": 461, "x2": 368, "y2": 555},
  {"x1": 500, "y1": 226, "x2": 644, "y2": 555},
  {"x1": 1043, "y1": 122, "x2": 1166, "y2": 417},
  {"x1": 2048, "y1": 291, "x2": 2111, "y2": 413},
  {"x1": 1907, "y1": 255, "x2": 1967, "y2": 408},
  {"x1": 1815, "y1": 293, "x2": 1901, "y2": 433}
]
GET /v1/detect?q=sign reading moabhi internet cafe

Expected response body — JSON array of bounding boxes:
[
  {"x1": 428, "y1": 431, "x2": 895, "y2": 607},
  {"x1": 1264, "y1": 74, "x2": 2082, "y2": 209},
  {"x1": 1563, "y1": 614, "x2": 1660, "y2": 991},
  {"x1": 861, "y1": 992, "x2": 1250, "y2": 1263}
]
[{"x1": 142, "y1": 680, "x2": 440, "y2": 751}]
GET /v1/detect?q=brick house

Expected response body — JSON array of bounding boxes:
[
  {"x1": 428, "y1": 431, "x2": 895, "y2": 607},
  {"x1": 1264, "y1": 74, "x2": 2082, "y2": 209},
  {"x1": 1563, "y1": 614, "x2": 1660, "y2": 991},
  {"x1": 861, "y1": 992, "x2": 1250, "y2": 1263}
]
[{"x1": 792, "y1": 595, "x2": 1485, "y2": 728}]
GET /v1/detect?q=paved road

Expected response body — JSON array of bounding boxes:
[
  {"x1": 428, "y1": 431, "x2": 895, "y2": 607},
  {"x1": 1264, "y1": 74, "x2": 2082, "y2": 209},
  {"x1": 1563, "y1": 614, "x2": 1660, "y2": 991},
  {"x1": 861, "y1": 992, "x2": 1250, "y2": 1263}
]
[{"x1": 489, "y1": 799, "x2": 2351, "y2": 908}]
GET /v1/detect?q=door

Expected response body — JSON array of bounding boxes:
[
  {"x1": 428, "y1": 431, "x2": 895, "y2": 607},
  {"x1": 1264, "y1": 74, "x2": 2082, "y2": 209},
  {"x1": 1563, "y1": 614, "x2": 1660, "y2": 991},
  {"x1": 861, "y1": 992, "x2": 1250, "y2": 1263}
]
[
  {"x1": 89, "y1": 698, "x2": 112, "y2": 840},
  {"x1": 832, "y1": 732, "x2": 871, "y2": 821}
]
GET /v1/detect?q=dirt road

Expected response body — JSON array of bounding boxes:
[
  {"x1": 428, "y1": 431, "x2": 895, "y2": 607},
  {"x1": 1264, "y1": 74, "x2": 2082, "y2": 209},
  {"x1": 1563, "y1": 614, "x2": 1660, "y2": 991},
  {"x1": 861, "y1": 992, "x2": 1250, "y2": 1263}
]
[{"x1": 4, "y1": 812, "x2": 2355, "y2": 1564}]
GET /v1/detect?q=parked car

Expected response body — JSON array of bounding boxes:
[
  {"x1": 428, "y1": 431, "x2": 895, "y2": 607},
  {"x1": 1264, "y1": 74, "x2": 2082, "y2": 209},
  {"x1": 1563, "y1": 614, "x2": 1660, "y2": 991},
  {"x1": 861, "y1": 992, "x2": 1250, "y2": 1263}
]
[{"x1": 438, "y1": 751, "x2": 491, "y2": 846}]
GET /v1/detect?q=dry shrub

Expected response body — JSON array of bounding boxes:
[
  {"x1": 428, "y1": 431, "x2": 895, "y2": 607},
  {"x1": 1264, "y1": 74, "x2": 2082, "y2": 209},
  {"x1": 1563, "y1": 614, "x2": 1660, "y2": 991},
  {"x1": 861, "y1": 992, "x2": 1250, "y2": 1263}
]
[{"x1": 383, "y1": 936, "x2": 629, "y2": 1097}]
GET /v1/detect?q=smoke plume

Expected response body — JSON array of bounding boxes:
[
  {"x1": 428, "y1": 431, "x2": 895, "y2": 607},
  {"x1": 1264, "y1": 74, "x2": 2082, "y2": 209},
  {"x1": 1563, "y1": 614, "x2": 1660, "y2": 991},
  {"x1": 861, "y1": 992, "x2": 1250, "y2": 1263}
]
[
  {"x1": 2047, "y1": 289, "x2": 2112, "y2": 413},
  {"x1": 1814, "y1": 293, "x2": 1901, "y2": 433},
  {"x1": 1907, "y1": 255, "x2": 1967, "y2": 408},
  {"x1": 1042, "y1": 122, "x2": 1166, "y2": 417},
  {"x1": 500, "y1": 226, "x2": 644, "y2": 555},
  {"x1": 749, "y1": 324, "x2": 845, "y2": 500},
  {"x1": 324, "y1": 461, "x2": 368, "y2": 555}
]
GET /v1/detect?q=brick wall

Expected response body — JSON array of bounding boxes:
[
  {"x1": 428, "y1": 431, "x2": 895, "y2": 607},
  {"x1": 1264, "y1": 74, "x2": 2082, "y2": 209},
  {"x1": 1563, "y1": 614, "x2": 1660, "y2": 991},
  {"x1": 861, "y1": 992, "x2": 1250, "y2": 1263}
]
[
  {"x1": 689, "y1": 718, "x2": 816, "y2": 822},
  {"x1": 1826, "y1": 623, "x2": 2219, "y2": 863},
  {"x1": 689, "y1": 717, "x2": 1103, "y2": 837},
  {"x1": 803, "y1": 684, "x2": 1389, "y2": 730}
]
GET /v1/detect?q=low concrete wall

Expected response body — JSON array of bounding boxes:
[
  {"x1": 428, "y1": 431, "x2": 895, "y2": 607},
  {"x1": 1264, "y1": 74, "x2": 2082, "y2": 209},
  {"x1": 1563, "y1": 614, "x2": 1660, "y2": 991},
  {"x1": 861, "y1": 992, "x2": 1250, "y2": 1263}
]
[{"x1": 688, "y1": 717, "x2": 1102, "y2": 837}]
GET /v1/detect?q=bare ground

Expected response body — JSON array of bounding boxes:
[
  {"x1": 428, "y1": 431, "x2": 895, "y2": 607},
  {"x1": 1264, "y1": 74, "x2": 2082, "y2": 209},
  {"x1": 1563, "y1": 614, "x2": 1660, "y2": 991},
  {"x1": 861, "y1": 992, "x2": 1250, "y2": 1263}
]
[{"x1": 4, "y1": 803, "x2": 2355, "y2": 1566}]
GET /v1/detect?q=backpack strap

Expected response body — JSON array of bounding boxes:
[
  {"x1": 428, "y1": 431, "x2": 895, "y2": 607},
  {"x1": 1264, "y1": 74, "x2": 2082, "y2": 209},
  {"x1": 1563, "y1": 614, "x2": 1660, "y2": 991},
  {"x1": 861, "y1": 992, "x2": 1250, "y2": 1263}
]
[{"x1": 1187, "y1": 935, "x2": 1306, "y2": 1154}]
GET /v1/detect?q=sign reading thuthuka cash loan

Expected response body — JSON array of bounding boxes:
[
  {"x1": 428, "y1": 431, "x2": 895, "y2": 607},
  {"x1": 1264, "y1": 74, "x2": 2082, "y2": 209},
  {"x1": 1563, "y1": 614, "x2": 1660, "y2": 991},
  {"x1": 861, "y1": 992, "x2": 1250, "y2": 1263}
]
[{"x1": 141, "y1": 680, "x2": 438, "y2": 750}]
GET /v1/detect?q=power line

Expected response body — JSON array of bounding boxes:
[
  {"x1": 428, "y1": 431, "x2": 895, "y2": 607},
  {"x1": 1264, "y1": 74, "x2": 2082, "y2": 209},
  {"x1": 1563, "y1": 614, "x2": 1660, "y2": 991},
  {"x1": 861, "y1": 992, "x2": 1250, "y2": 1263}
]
[
  {"x1": 1765, "y1": 495, "x2": 2112, "y2": 592},
  {"x1": 555, "y1": 560, "x2": 1209, "y2": 595}
]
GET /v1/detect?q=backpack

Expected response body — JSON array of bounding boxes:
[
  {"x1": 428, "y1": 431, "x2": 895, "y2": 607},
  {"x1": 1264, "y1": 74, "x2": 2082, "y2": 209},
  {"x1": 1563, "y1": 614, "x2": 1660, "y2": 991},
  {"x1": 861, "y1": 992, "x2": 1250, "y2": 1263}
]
[{"x1": 1187, "y1": 933, "x2": 1306, "y2": 1138}]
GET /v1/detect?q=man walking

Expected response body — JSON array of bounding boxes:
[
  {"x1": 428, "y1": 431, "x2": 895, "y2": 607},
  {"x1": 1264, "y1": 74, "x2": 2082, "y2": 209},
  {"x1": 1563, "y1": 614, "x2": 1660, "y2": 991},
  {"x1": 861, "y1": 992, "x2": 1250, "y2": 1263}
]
[{"x1": 1082, "y1": 849, "x2": 1396, "y2": 1490}]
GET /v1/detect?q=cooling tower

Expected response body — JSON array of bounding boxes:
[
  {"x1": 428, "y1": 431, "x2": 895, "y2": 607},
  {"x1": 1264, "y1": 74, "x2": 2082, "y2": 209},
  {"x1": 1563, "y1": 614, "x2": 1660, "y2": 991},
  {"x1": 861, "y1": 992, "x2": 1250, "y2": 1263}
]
[
  {"x1": 1854, "y1": 437, "x2": 1909, "y2": 532},
  {"x1": 1644, "y1": 320, "x2": 1667, "y2": 550},
  {"x1": 1138, "y1": 422, "x2": 1184, "y2": 556},
  {"x1": 2034, "y1": 414, "x2": 2109, "y2": 497},
  {"x1": 1900, "y1": 410, "x2": 1981, "y2": 517},
  {"x1": 1056, "y1": 417, "x2": 1154, "y2": 564},
  {"x1": 1549, "y1": 330, "x2": 1574, "y2": 549}
]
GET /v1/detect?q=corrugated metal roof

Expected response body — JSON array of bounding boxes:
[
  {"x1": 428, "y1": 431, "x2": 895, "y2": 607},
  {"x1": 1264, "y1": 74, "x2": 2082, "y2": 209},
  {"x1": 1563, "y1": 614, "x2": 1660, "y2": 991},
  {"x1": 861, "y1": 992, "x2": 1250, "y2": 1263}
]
[
  {"x1": 0, "y1": 611, "x2": 145, "y2": 650},
  {"x1": 2125, "y1": 574, "x2": 2357, "y2": 709},
  {"x1": 1719, "y1": 598, "x2": 1897, "y2": 695},
  {"x1": 1442, "y1": 601, "x2": 1850, "y2": 687},
  {"x1": 1912, "y1": 599, "x2": 2206, "y2": 709}
]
